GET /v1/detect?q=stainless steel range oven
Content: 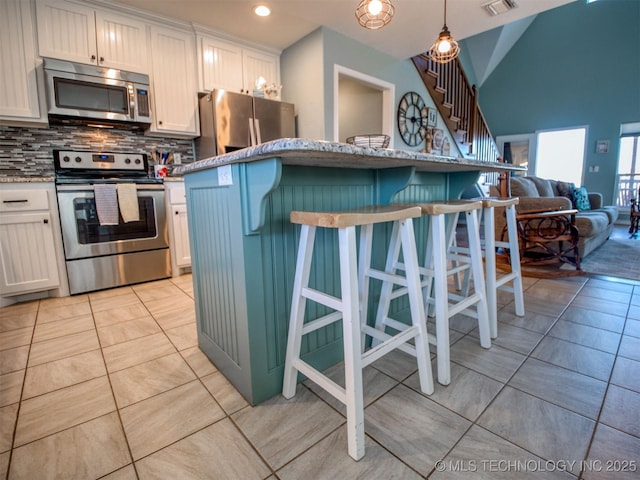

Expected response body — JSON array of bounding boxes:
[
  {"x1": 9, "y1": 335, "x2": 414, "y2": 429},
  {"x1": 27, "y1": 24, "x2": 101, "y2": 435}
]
[{"x1": 54, "y1": 150, "x2": 170, "y2": 294}]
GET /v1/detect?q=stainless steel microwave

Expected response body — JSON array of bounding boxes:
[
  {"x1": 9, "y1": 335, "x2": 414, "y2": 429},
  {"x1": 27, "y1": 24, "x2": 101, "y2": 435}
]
[{"x1": 43, "y1": 58, "x2": 152, "y2": 126}]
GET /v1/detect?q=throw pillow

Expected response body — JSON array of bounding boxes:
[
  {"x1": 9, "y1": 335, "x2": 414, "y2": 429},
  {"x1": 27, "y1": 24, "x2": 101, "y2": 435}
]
[
  {"x1": 557, "y1": 181, "x2": 576, "y2": 205},
  {"x1": 572, "y1": 186, "x2": 591, "y2": 211},
  {"x1": 510, "y1": 177, "x2": 540, "y2": 197},
  {"x1": 529, "y1": 177, "x2": 555, "y2": 197}
]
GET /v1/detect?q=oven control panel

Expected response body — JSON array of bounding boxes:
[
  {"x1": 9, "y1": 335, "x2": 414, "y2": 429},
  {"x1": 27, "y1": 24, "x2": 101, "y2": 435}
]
[{"x1": 54, "y1": 150, "x2": 148, "y2": 173}]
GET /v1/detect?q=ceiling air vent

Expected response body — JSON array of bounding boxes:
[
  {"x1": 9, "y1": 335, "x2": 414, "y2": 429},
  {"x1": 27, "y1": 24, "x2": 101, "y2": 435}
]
[{"x1": 482, "y1": 0, "x2": 517, "y2": 16}]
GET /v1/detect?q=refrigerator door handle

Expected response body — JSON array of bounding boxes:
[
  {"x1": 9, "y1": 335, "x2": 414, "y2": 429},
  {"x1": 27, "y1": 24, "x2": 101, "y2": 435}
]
[
  {"x1": 254, "y1": 118, "x2": 262, "y2": 145},
  {"x1": 249, "y1": 118, "x2": 257, "y2": 146}
]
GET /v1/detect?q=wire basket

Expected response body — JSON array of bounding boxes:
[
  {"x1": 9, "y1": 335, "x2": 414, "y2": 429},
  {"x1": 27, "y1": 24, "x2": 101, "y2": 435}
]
[{"x1": 346, "y1": 134, "x2": 390, "y2": 149}]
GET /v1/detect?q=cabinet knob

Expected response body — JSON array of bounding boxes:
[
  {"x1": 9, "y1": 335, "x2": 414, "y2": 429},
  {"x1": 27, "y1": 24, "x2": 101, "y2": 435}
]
[
  {"x1": 159, "y1": 120, "x2": 163, "y2": 125},
  {"x1": 43, "y1": 219, "x2": 49, "y2": 224},
  {"x1": 100, "y1": 56, "x2": 104, "y2": 63},
  {"x1": 91, "y1": 55, "x2": 96, "y2": 61},
  {"x1": 175, "y1": 210, "x2": 179, "y2": 215}
]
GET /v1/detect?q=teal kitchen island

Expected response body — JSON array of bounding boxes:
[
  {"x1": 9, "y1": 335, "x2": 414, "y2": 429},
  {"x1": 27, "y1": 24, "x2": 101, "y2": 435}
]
[{"x1": 175, "y1": 139, "x2": 523, "y2": 404}]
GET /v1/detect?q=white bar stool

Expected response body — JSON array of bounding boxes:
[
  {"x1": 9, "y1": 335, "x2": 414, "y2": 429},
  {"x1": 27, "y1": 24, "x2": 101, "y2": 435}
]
[
  {"x1": 418, "y1": 200, "x2": 491, "y2": 386},
  {"x1": 478, "y1": 197, "x2": 525, "y2": 336},
  {"x1": 282, "y1": 205, "x2": 433, "y2": 461},
  {"x1": 456, "y1": 197, "x2": 525, "y2": 338}
]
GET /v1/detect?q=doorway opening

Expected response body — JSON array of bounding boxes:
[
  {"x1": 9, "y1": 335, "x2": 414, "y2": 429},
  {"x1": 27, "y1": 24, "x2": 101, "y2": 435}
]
[{"x1": 333, "y1": 65, "x2": 395, "y2": 147}]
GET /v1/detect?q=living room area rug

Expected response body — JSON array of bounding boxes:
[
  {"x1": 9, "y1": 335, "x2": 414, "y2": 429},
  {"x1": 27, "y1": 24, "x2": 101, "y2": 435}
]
[{"x1": 574, "y1": 224, "x2": 640, "y2": 282}]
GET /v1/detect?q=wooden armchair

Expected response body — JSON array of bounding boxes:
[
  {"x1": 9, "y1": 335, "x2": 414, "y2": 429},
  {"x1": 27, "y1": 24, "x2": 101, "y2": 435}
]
[
  {"x1": 496, "y1": 171, "x2": 581, "y2": 276},
  {"x1": 630, "y1": 186, "x2": 640, "y2": 236}
]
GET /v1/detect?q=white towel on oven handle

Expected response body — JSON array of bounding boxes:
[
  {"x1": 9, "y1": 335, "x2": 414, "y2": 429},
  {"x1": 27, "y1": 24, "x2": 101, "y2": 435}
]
[
  {"x1": 117, "y1": 183, "x2": 140, "y2": 223},
  {"x1": 93, "y1": 184, "x2": 119, "y2": 225}
]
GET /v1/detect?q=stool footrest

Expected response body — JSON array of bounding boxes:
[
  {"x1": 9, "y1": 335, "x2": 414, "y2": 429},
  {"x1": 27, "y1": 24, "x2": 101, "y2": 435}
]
[
  {"x1": 301, "y1": 311, "x2": 343, "y2": 336},
  {"x1": 365, "y1": 268, "x2": 409, "y2": 288},
  {"x1": 495, "y1": 272, "x2": 519, "y2": 289},
  {"x1": 302, "y1": 287, "x2": 342, "y2": 312},
  {"x1": 447, "y1": 293, "x2": 483, "y2": 317},
  {"x1": 292, "y1": 359, "x2": 347, "y2": 404},
  {"x1": 361, "y1": 324, "x2": 419, "y2": 367}
]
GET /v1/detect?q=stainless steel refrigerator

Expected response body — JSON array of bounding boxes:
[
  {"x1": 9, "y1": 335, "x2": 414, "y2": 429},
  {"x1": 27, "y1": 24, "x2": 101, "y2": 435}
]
[{"x1": 195, "y1": 89, "x2": 296, "y2": 160}]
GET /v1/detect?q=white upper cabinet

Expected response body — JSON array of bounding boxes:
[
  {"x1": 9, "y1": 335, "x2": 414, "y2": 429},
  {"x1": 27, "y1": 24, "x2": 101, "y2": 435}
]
[
  {"x1": 36, "y1": 0, "x2": 148, "y2": 73},
  {"x1": 0, "y1": 0, "x2": 46, "y2": 124},
  {"x1": 198, "y1": 36, "x2": 243, "y2": 93},
  {"x1": 242, "y1": 48, "x2": 280, "y2": 98},
  {"x1": 147, "y1": 25, "x2": 199, "y2": 138},
  {"x1": 198, "y1": 34, "x2": 280, "y2": 98}
]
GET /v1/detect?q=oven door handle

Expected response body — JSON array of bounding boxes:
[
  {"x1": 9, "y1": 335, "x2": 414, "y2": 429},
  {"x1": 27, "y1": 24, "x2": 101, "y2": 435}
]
[{"x1": 56, "y1": 184, "x2": 166, "y2": 192}]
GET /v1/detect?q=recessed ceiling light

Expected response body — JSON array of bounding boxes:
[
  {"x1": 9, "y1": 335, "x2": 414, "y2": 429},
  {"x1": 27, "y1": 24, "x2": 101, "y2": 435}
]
[{"x1": 254, "y1": 5, "x2": 271, "y2": 17}]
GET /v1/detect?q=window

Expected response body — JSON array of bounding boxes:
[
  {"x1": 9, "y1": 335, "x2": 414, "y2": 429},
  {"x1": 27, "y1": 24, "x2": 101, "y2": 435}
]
[
  {"x1": 535, "y1": 127, "x2": 587, "y2": 185},
  {"x1": 615, "y1": 133, "x2": 640, "y2": 207}
]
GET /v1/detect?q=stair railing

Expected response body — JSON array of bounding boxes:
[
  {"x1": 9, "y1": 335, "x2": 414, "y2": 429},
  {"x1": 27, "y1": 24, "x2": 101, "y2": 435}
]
[{"x1": 412, "y1": 53, "x2": 501, "y2": 172}]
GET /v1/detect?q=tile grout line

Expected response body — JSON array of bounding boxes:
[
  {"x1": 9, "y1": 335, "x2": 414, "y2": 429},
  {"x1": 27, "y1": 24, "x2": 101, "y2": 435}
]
[
  {"x1": 89, "y1": 289, "x2": 143, "y2": 480},
  {"x1": 4, "y1": 298, "x2": 41, "y2": 480},
  {"x1": 577, "y1": 284, "x2": 638, "y2": 480},
  {"x1": 418, "y1": 275, "x2": 588, "y2": 478}
]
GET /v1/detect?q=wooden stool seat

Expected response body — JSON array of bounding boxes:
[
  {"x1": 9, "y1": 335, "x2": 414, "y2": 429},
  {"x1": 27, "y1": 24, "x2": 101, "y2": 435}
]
[
  {"x1": 283, "y1": 204, "x2": 433, "y2": 461},
  {"x1": 416, "y1": 199, "x2": 483, "y2": 216},
  {"x1": 480, "y1": 197, "x2": 519, "y2": 209},
  {"x1": 290, "y1": 205, "x2": 422, "y2": 228}
]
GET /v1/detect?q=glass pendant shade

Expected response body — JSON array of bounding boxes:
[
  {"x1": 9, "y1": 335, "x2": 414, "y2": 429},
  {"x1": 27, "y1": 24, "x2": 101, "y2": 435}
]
[{"x1": 355, "y1": 0, "x2": 395, "y2": 30}]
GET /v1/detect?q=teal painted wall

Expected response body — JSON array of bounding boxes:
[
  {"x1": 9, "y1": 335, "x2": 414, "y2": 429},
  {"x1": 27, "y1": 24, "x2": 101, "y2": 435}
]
[{"x1": 476, "y1": 0, "x2": 640, "y2": 204}]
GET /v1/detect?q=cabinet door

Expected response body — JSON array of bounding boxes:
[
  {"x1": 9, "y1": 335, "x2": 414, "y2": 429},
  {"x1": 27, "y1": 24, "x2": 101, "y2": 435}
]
[
  {"x1": 171, "y1": 205, "x2": 191, "y2": 268},
  {"x1": 148, "y1": 26, "x2": 198, "y2": 137},
  {"x1": 0, "y1": 212, "x2": 60, "y2": 295},
  {"x1": 36, "y1": 0, "x2": 97, "y2": 65},
  {"x1": 95, "y1": 10, "x2": 148, "y2": 73},
  {"x1": 242, "y1": 48, "x2": 280, "y2": 98},
  {"x1": 0, "y1": 0, "x2": 44, "y2": 122},
  {"x1": 199, "y1": 36, "x2": 243, "y2": 93}
]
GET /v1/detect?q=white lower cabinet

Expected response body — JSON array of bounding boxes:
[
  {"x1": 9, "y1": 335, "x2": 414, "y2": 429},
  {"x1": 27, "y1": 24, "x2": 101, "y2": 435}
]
[
  {"x1": 0, "y1": 185, "x2": 65, "y2": 298},
  {"x1": 165, "y1": 182, "x2": 191, "y2": 275}
]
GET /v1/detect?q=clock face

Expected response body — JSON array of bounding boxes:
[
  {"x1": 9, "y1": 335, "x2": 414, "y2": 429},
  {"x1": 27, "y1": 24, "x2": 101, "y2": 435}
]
[{"x1": 397, "y1": 92, "x2": 429, "y2": 146}]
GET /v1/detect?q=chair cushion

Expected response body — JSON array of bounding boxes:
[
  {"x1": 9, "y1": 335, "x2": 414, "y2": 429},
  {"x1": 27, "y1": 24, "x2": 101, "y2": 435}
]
[
  {"x1": 510, "y1": 177, "x2": 539, "y2": 197},
  {"x1": 572, "y1": 186, "x2": 591, "y2": 211},
  {"x1": 528, "y1": 177, "x2": 555, "y2": 197}
]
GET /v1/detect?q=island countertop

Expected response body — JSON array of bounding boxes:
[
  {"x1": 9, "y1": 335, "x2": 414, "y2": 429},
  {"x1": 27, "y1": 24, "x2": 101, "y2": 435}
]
[{"x1": 174, "y1": 138, "x2": 525, "y2": 175}]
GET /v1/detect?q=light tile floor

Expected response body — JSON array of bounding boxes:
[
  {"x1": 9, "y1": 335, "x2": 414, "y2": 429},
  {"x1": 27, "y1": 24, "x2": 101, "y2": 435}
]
[{"x1": 1, "y1": 273, "x2": 639, "y2": 479}]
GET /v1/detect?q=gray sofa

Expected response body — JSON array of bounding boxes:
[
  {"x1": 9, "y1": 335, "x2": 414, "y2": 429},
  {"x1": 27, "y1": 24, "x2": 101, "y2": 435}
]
[{"x1": 491, "y1": 176, "x2": 619, "y2": 258}]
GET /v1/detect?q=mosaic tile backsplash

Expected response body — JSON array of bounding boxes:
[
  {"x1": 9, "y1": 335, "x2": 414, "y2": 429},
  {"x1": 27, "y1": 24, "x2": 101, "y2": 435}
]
[{"x1": 0, "y1": 125, "x2": 195, "y2": 178}]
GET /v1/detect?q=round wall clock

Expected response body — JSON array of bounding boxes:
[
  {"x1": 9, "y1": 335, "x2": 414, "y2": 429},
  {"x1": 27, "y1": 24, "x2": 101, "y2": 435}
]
[{"x1": 397, "y1": 91, "x2": 428, "y2": 146}]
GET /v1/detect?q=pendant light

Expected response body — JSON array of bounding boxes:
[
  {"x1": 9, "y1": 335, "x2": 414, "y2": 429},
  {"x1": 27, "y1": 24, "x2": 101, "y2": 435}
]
[
  {"x1": 427, "y1": 0, "x2": 460, "y2": 63},
  {"x1": 355, "y1": 0, "x2": 395, "y2": 30}
]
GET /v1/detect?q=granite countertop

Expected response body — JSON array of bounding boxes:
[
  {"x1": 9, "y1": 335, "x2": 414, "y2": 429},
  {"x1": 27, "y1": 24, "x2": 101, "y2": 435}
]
[
  {"x1": 174, "y1": 138, "x2": 525, "y2": 176},
  {"x1": 0, "y1": 176, "x2": 55, "y2": 183}
]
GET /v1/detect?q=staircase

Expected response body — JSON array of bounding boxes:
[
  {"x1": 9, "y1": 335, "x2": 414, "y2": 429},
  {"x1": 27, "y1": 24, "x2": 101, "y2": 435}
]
[{"x1": 412, "y1": 54, "x2": 501, "y2": 166}]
